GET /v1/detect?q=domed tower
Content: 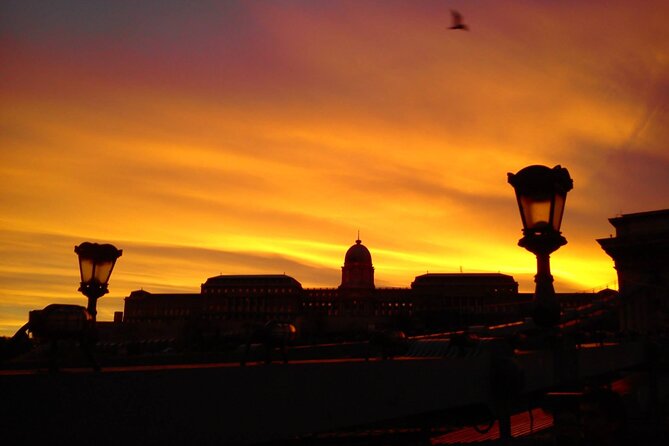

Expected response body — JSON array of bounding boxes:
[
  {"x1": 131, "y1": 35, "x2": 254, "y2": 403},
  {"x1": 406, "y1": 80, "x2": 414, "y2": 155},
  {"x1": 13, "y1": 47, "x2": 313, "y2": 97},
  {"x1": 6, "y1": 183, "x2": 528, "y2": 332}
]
[{"x1": 340, "y1": 238, "x2": 375, "y2": 289}]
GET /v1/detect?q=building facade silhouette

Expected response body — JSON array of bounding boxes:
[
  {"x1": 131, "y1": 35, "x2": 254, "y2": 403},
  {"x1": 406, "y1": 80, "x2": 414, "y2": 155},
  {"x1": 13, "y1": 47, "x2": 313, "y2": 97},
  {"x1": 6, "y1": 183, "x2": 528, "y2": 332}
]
[
  {"x1": 122, "y1": 238, "x2": 600, "y2": 339},
  {"x1": 598, "y1": 209, "x2": 669, "y2": 334}
]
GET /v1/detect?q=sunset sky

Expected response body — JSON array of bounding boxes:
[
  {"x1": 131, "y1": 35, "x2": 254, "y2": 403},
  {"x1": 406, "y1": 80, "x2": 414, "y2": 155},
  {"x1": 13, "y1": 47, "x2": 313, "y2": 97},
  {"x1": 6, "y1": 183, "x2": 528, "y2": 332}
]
[{"x1": 1, "y1": 1, "x2": 668, "y2": 335}]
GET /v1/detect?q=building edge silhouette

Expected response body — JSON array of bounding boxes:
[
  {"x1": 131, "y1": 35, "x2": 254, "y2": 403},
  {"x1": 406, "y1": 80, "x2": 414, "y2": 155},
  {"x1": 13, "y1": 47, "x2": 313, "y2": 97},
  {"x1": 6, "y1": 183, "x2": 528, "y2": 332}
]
[
  {"x1": 117, "y1": 238, "x2": 610, "y2": 343},
  {"x1": 598, "y1": 208, "x2": 669, "y2": 335}
]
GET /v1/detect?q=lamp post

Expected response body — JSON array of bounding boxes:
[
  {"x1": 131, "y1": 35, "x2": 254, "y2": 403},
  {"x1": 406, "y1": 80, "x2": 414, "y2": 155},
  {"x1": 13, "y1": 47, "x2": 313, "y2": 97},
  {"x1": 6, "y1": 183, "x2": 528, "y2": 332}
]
[
  {"x1": 74, "y1": 242, "x2": 122, "y2": 321},
  {"x1": 508, "y1": 165, "x2": 573, "y2": 328}
]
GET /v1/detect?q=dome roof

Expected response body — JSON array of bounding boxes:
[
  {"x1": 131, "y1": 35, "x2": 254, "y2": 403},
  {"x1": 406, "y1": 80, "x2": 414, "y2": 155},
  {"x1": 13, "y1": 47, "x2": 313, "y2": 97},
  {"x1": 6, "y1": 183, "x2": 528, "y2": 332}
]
[{"x1": 344, "y1": 239, "x2": 372, "y2": 264}]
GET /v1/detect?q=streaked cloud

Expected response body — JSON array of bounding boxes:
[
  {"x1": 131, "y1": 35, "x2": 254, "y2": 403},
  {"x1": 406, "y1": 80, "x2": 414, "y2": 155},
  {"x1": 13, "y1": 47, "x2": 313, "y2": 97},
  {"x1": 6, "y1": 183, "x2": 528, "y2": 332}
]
[{"x1": 1, "y1": 0, "x2": 667, "y2": 334}]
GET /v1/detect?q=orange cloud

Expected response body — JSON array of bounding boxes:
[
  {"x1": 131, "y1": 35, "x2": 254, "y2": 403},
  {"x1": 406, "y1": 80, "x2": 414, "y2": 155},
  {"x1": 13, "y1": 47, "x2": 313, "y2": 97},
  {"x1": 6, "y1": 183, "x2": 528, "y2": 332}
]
[{"x1": 3, "y1": 1, "x2": 668, "y2": 334}]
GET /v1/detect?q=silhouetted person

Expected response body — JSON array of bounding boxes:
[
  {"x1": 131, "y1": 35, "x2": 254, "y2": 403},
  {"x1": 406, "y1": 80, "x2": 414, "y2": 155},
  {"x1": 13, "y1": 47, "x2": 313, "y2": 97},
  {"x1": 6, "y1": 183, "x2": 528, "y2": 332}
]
[
  {"x1": 449, "y1": 332, "x2": 478, "y2": 358},
  {"x1": 366, "y1": 330, "x2": 407, "y2": 360},
  {"x1": 241, "y1": 320, "x2": 296, "y2": 366},
  {"x1": 449, "y1": 10, "x2": 469, "y2": 30}
]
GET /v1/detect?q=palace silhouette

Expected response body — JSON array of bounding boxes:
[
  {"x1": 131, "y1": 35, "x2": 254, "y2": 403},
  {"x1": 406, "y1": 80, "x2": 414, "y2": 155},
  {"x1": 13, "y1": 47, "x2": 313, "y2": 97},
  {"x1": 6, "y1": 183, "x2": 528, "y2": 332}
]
[{"x1": 122, "y1": 238, "x2": 603, "y2": 340}]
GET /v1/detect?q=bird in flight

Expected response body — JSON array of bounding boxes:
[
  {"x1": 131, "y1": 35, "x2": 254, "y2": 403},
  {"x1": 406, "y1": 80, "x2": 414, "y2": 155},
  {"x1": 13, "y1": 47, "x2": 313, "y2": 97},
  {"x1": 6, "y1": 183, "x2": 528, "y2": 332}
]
[{"x1": 448, "y1": 10, "x2": 469, "y2": 30}]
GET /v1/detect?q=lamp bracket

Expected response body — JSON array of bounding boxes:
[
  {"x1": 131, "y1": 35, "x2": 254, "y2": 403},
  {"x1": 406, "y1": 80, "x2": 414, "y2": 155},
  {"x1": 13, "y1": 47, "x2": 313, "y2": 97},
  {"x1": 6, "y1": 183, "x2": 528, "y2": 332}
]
[{"x1": 518, "y1": 231, "x2": 567, "y2": 256}]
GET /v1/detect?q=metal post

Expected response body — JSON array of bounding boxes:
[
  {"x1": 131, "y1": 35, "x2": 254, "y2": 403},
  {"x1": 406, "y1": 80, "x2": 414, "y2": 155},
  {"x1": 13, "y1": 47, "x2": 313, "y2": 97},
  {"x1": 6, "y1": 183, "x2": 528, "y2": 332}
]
[
  {"x1": 533, "y1": 252, "x2": 561, "y2": 327},
  {"x1": 86, "y1": 296, "x2": 98, "y2": 322}
]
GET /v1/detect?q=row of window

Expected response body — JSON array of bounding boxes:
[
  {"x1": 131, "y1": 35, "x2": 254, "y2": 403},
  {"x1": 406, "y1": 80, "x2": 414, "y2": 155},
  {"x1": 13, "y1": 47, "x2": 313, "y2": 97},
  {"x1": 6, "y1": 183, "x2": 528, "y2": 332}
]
[
  {"x1": 301, "y1": 301, "x2": 414, "y2": 309},
  {"x1": 200, "y1": 313, "x2": 293, "y2": 321},
  {"x1": 307, "y1": 292, "x2": 338, "y2": 298},
  {"x1": 125, "y1": 303, "x2": 521, "y2": 322},
  {"x1": 203, "y1": 287, "x2": 297, "y2": 295},
  {"x1": 133, "y1": 308, "x2": 192, "y2": 317},
  {"x1": 306, "y1": 309, "x2": 414, "y2": 317},
  {"x1": 206, "y1": 304, "x2": 296, "y2": 313},
  {"x1": 128, "y1": 298, "x2": 525, "y2": 318}
]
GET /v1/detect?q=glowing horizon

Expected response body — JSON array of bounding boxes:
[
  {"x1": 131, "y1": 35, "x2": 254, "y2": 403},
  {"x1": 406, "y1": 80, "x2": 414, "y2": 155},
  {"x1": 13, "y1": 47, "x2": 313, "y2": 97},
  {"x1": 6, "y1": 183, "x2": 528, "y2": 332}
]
[{"x1": 2, "y1": 1, "x2": 668, "y2": 335}]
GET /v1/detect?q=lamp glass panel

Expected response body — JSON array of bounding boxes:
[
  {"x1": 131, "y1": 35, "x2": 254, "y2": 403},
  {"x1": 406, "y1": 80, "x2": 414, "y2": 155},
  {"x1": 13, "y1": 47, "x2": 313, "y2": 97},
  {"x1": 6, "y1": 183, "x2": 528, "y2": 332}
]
[
  {"x1": 79, "y1": 258, "x2": 95, "y2": 283},
  {"x1": 520, "y1": 196, "x2": 552, "y2": 230},
  {"x1": 552, "y1": 193, "x2": 565, "y2": 231},
  {"x1": 93, "y1": 260, "x2": 115, "y2": 284}
]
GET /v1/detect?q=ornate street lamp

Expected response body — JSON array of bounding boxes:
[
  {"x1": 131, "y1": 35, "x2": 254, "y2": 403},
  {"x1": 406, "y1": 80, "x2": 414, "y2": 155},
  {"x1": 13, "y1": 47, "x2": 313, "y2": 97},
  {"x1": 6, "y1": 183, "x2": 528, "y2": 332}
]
[
  {"x1": 508, "y1": 165, "x2": 573, "y2": 327},
  {"x1": 74, "y1": 242, "x2": 122, "y2": 321}
]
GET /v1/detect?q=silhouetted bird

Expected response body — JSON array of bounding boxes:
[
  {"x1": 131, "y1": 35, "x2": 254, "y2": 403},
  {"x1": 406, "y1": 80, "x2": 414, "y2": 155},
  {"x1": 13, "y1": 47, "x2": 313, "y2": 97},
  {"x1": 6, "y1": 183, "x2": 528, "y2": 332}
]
[{"x1": 449, "y1": 10, "x2": 469, "y2": 30}]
